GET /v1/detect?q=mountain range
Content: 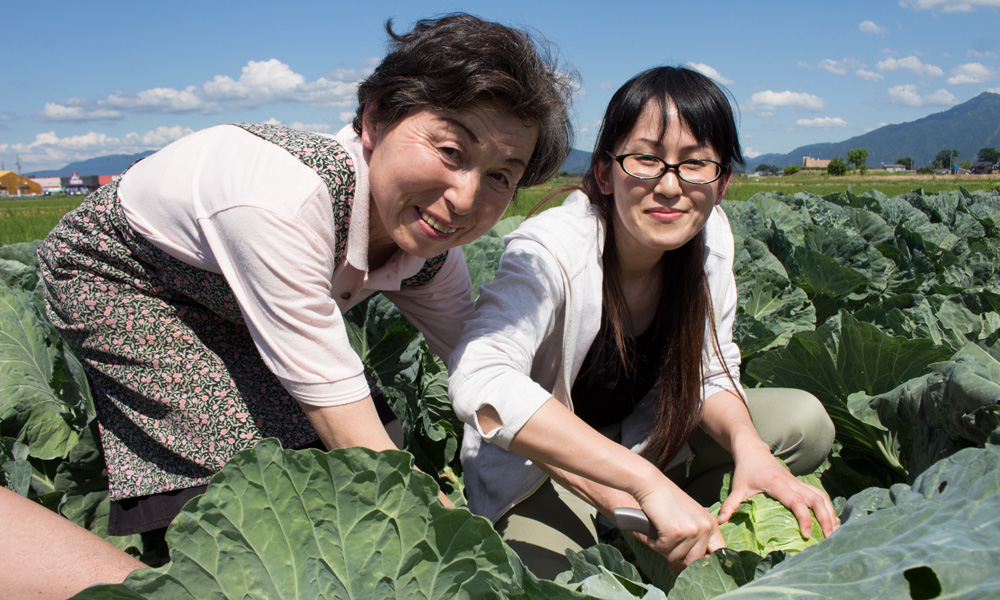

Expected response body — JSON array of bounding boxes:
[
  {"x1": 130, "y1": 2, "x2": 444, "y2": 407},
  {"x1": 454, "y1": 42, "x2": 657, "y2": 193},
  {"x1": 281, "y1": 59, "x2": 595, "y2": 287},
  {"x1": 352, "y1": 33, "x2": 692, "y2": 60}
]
[
  {"x1": 26, "y1": 151, "x2": 157, "y2": 178},
  {"x1": 24, "y1": 93, "x2": 1000, "y2": 177},
  {"x1": 746, "y1": 91, "x2": 1000, "y2": 170}
]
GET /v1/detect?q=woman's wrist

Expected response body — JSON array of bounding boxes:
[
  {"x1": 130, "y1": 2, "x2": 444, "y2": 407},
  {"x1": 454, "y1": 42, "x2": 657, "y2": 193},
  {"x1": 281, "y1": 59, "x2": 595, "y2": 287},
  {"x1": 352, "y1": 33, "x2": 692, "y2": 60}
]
[
  {"x1": 729, "y1": 427, "x2": 773, "y2": 462},
  {"x1": 622, "y1": 457, "x2": 672, "y2": 502}
]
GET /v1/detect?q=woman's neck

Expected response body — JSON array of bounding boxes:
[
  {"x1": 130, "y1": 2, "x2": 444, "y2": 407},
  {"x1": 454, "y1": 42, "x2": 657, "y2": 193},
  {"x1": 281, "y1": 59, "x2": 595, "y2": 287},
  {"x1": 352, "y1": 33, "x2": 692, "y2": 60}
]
[
  {"x1": 367, "y1": 239, "x2": 399, "y2": 271},
  {"x1": 366, "y1": 196, "x2": 399, "y2": 270},
  {"x1": 614, "y1": 245, "x2": 663, "y2": 336}
]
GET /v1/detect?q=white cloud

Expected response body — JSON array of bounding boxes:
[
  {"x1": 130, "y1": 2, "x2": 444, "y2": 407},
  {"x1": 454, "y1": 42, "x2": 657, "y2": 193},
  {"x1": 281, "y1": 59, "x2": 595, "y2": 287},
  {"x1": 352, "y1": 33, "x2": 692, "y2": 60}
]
[
  {"x1": 887, "y1": 84, "x2": 959, "y2": 106},
  {"x1": 900, "y1": 0, "x2": 1000, "y2": 12},
  {"x1": 876, "y1": 56, "x2": 944, "y2": 77},
  {"x1": 858, "y1": 20, "x2": 885, "y2": 34},
  {"x1": 796, "y1": 117, "x2": 849, "y2": 128},
  {"x1": 743, "y1": 146, "x2": 762, "y2": 159},
  {"x1": 37, "y1": 101, "x2": 122, "y2": 122},
  {"x1": 948, "y1": 62, "x2": 995, "y2": 84},
  {"x1": 684, "y1": 62, "x2": 734, "y2": 85},
  {"x1": 988, "y1": 87, "x2": 1000, "y2": 94},
  {"x1": 107, "y1": 86, "x2": 213, "y2": 113},
  {"x1": 857, "y1": 69, "x2": 885, "y2": 82},
  {"x1": 800, "y1": 58, "x2": 862, "y2": 75},
  {"x1": 36, "y1": 59, "x2": 363, "y2": 123},
  {"x1": 2, "y1": 126, "x2": 194, "y2": 172},
  {"x1": 744, "y1": 90, "x2": 825, "y2": 116},
  {"x1": 969, "y1": 49, "x2": 1000, "y2": 59}
]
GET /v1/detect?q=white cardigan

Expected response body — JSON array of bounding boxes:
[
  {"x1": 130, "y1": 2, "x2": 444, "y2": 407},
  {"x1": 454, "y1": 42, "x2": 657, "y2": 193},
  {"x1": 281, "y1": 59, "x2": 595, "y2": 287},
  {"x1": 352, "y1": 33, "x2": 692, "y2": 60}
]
[{"x1": 448, "y1": 191, "x2": 744, "y2": 522}]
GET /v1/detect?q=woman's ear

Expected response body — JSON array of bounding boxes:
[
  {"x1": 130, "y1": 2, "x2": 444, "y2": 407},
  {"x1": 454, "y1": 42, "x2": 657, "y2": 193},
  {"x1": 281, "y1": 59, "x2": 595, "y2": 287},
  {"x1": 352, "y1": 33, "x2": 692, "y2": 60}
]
[
  {"x1": 360, "y1": 104, "x2": 380, "y2": 151},
  {"x1": 595, "y1": 160, "x2": 614, "y2": 195},
  {"x1": 715, "y1": 171, "x2": 733, "y2": 205}
]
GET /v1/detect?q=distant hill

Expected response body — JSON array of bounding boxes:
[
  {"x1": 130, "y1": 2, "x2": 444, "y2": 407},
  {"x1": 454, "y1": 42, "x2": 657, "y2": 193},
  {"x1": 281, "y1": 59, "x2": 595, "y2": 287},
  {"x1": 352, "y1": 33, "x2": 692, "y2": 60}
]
[
  {"x1": 42, "y1": 95, "x2": 996, "y2": 180},
  {"x1": 748, "y1": 92, "x2": 1000, "y2": 170},
  {"x1": 560, "y1": 148, "x2": 592, "y2": 174},
  {"x1": 26, "y1": 151, "x2": 156, "y2": 178}
]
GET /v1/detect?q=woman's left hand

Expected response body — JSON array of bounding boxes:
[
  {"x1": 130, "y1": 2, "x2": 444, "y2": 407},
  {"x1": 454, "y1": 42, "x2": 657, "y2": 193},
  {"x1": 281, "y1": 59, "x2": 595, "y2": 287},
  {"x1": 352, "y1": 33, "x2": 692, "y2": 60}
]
[{"x1": 717, "y1": 438, "x2": 839, "y2": 539}]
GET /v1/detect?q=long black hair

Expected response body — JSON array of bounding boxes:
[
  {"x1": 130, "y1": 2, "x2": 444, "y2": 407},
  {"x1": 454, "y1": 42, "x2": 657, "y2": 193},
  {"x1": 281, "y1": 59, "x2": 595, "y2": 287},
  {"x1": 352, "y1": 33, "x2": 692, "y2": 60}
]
[{"x1": 581, "y1": 66, "x2": 743, "y2": 469}]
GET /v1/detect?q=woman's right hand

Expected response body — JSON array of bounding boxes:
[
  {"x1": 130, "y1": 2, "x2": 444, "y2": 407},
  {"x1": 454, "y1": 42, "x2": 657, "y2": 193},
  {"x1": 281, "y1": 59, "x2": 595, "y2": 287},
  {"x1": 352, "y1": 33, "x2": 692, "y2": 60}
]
[{"x1": 632, "y1": 479, "x2": 726, "y2": 572}]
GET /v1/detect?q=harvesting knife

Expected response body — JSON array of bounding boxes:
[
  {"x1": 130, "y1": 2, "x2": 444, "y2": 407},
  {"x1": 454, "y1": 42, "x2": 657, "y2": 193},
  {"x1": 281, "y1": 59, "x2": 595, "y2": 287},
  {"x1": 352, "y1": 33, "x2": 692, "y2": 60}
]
[{"x1": 613, "y1": 507, "x2": 658, "y2": 538}]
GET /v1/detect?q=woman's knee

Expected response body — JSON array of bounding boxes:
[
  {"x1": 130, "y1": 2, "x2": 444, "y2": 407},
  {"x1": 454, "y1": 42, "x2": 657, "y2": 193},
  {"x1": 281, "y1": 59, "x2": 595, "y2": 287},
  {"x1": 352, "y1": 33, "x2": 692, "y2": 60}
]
[{"x1": 745, "y1": 388, "x2": 835, "y2": 475}]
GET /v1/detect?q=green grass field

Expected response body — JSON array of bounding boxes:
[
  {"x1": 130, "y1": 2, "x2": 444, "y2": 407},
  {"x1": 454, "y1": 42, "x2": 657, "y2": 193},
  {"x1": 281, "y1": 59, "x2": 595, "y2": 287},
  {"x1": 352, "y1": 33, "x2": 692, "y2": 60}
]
[
  {"x1": 509, "y1": 171, "x2": 1000, "y2": 218},
  {"x1": 4, "y1": 171, "x2": 999, "y2": 246},
  {"x1": 0, "y1": 196, "x2": 84, "y2": 246}
]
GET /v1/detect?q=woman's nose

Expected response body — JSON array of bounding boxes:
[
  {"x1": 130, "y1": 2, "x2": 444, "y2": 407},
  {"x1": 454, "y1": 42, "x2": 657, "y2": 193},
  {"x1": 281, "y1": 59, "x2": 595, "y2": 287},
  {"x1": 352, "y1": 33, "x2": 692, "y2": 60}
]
[
  {"x1": 446, "y1": 172, "x2": 479, "y2": 215},
  {"x1": 653, "y1": 168, "x2": 683, "y2": 197}
]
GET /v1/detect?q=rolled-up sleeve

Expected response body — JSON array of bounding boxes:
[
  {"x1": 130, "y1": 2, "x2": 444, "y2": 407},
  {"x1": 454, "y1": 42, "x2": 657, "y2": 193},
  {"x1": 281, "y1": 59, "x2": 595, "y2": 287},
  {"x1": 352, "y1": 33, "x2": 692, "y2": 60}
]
[{"x1": 448, "y1": 239, "x2": 566, "y2": 449}]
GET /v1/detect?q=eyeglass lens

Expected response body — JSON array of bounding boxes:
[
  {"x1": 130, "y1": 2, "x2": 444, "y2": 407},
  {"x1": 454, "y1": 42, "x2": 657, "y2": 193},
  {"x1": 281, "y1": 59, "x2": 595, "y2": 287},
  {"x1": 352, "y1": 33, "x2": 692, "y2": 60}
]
[{"x1": 621, "y1": 154, "x2": 721, "y2": 183}]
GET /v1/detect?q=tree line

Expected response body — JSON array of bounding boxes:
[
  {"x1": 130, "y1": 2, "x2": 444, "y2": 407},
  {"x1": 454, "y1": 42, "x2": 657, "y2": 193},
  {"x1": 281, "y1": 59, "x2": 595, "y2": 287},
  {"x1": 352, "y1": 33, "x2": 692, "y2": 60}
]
[{"x1": 754, "y1": 147, "x2": 1000, "y2": 176}]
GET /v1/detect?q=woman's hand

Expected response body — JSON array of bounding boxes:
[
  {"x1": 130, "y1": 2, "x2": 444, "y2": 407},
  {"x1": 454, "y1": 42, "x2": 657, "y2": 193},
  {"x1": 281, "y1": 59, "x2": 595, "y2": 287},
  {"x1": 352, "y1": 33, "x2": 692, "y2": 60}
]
[
  {"x1": 632, "y1": 477, "x2": 727, "y2": 572},
  {"x1": 719, "y1": 435, "x2": 839, "y2": 539}
]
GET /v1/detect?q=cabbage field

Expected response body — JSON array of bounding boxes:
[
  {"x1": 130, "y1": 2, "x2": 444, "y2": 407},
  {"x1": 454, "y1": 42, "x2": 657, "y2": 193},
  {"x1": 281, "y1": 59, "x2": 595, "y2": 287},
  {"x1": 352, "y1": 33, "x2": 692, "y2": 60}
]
[{"x1": 2, "y1": 187, "x2": 1000, "y2": 598}]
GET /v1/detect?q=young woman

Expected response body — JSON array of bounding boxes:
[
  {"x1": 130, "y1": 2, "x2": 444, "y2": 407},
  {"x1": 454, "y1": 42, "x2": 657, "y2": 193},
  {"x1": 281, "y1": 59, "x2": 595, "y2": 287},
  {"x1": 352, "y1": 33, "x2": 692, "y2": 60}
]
[
  {"x1": 35, "y1": 13, "x2": 572, "y2": 541},
  {"x1": 449, "y1": 66, "x2": 838, "y2": 579}
]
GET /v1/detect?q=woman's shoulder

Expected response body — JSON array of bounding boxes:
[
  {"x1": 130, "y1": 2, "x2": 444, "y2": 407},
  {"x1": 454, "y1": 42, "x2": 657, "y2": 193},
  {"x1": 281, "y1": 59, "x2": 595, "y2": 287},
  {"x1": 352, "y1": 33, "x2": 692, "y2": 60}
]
[
  {"x1": 505, "y1": 190, "x2": 603, "y2": 257},
  {"x1": 704, "y1": 204, "x2": 735, "y2": 259}
]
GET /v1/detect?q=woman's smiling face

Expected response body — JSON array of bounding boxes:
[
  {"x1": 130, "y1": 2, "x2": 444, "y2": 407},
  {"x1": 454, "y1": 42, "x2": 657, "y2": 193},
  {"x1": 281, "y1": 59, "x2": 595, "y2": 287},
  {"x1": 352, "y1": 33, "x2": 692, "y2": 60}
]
[
  {"x1": 363, "y1": 104, "x2": 539, "y2": 259},
  {"x1": 597, "y1": 99, "x2": 731, "y2": 265}
]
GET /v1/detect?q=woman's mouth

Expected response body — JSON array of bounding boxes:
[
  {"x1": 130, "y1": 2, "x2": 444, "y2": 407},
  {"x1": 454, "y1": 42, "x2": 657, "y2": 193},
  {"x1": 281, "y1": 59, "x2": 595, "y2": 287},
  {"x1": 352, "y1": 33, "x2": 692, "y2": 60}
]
[
  {"x1": 420, "y1": 209, "x2": 459, "y2": 234},
  {"x1": 646, "y1": 207, "x2": 684, "y2": 221}
]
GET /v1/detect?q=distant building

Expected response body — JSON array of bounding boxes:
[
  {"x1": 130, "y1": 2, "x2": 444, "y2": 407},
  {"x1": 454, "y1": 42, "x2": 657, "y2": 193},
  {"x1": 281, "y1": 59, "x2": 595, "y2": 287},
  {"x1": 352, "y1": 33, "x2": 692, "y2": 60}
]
[
  {"x1": 802, "y1": 157, "x2": 831, "y2": 169},
  {"x1": 62, "y1": 171, "x2": 96, "y2": 195},
  {"x1": 881, "y1": 163, "x2": 907, "y2": 173},
  {"x1": 971, "y1": 161, "x2": 998, "y2": 175},
  {"x1": 0, "y1": 171, "x2": 42, "y2": 197},
  {"x1": 31, "y1": 176, "x2": 63, "y2": 194}
]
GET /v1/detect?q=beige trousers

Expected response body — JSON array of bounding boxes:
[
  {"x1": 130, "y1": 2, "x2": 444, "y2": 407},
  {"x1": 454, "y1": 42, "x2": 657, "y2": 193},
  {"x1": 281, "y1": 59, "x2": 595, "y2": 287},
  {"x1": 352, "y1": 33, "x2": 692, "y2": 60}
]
[{"x1": 495, "y1": 388, "x2": 835, "y2": 579}]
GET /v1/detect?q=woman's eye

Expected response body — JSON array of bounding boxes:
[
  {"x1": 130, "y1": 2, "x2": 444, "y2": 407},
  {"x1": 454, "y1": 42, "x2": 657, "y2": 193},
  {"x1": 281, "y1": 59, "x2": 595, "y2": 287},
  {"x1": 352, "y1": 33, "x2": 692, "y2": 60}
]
[
  {"x1": 488, "y1": 172, "x2": 513, "y2": 189},
  {"x1": 440, "y1": 147, "x2": 462, "y2": 161}
]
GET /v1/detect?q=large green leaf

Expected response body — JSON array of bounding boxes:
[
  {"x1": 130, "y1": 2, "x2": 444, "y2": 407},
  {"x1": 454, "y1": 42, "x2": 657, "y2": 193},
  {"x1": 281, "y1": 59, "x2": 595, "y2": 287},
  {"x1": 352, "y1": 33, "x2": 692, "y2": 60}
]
[
  {"x1": 0, "y1": 281, "x2": 90, "y2": 463},
  {"x1": 732, "y1": 234, "x2": 815, "y2": 364},
  {"x1": 747, "y1": 311, "x2": 953, "y2": 482},
  {"x1": 710, "y1": 442, "x2": 1000, "y2": 599},
  {"x1": 343, "y1": 295, "x2": 463, "y2": 501},
  {"x1": 711, "y1": 476, "x2": 824, "y2": 556},
  {"x1": 73, "y1": 440, "x2": 523, "y2": 599},
  {"x1": 853, "y1": 343, "x2": 1000, "y2": 477}
]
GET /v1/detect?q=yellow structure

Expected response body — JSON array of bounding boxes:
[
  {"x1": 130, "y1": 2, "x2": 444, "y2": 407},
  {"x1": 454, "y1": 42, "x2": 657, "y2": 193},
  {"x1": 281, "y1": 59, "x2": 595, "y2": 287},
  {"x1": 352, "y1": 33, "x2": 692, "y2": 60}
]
[
  {"x1": 802, "y1": 157, "x2": 831, "y2": 169},
  {"x1": 0, "y1": 171, "x2": 42, "y2": 197}
]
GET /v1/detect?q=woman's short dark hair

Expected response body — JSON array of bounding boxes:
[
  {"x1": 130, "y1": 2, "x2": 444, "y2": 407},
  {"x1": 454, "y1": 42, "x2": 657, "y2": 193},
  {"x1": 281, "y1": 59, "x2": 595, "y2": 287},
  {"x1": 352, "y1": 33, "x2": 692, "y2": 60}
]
[
  {"x1": 583, "y1": 66, "x2": 743, "y2": 204},
  {"x1": 353, "y1": 13, "x2": 574, "y2": 189}
]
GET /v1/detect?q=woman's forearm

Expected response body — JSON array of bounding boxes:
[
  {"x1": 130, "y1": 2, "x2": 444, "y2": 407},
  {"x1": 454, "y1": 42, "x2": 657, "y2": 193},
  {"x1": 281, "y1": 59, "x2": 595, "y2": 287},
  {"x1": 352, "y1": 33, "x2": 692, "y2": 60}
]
[
  {"x1": 487, "y1": 397, "x2": 663, "y2": 499},
  {"x1": 300, "y1": 397, "x2": 399, "y2": 452},
  {"x1": 698, "y1": 390, "x2": 771, "y2": 460}
]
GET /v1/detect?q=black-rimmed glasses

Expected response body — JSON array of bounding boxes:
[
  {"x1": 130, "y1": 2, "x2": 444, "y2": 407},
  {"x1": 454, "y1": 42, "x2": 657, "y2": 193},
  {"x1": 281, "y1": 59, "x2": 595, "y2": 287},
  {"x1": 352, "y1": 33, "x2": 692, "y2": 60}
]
[{"x1": 606, "y1": 152, "x2": 726, "y2": 184}]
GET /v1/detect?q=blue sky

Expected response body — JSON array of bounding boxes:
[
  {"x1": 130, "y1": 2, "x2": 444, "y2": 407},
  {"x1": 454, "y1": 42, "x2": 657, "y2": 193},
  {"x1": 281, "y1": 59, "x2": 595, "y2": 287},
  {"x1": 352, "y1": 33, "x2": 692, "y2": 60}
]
[{"x1": 4, "y1": 0, "x2": 1000, "y2": 174}]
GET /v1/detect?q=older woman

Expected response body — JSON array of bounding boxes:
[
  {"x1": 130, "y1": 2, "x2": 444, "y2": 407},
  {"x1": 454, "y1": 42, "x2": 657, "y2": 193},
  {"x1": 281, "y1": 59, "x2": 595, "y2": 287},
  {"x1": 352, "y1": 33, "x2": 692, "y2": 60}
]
[{"x1": 37, "y1": 13, "x2": 572, "y2": 540}]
